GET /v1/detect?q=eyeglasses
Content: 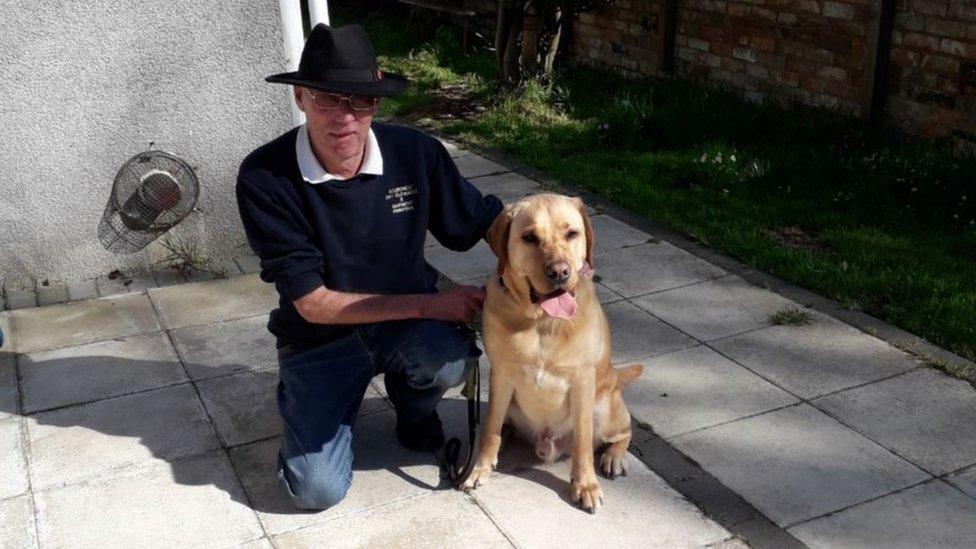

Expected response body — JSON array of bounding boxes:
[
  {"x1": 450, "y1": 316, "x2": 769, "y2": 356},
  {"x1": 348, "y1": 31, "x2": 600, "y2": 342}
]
[{"x1": 306, "y1": 90, "x2": 379, "y2": 112}]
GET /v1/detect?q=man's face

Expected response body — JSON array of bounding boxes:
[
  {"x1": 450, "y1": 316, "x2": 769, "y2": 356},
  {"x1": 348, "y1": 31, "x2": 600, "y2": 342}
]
[{"x1": 295, "y1": 87, "x2": 376, "y2": 161}]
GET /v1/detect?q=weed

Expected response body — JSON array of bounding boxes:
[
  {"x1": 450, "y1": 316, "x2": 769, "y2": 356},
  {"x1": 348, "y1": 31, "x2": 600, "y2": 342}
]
[
  {"x1": 769, "y1": 307, "x2": 814, "y2": 326},
  {"x1": 157, "y1": 235, "x2": 224, "y2": 280}
]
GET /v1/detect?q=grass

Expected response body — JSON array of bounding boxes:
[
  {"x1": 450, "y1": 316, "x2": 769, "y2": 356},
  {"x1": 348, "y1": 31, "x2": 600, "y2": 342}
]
[
  {"x1": 769, "y1": 307, "x2": 814, "y2": 327},
  {"x1": 333, "y1": 6, "x2": 976, "y2": 366}
]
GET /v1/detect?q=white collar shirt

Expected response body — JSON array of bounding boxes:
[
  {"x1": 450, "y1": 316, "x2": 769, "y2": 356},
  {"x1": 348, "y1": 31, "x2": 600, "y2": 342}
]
[{"x1": 295, "y1": 123, "x2": 384, "y2": 183}]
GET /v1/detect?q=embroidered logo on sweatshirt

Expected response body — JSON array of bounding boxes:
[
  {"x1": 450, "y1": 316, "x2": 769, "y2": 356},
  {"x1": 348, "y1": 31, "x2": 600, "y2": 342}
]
[{"x1": 385, "y1": 184, "x2": 417, "y2": 214}]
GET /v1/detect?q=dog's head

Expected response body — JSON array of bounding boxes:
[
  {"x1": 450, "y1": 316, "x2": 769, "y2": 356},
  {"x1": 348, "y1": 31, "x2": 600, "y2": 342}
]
[{"x1": 487, "y1": 194, "x2": 594, "y2": 319}]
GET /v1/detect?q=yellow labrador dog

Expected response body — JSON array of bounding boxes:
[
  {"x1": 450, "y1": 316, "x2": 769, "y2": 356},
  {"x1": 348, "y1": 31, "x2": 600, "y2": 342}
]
[{"x1": 461, "y1": 193, "x2": 643, "y2": 513}]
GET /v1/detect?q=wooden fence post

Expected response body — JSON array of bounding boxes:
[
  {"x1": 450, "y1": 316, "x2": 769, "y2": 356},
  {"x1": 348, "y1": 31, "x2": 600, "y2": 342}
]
[
  {"x1": 864, "y1": 0, "x2": 897, "y2": 124},
  {"x1": 658, "y1": 0, "x2": 677, "y2": 74}
]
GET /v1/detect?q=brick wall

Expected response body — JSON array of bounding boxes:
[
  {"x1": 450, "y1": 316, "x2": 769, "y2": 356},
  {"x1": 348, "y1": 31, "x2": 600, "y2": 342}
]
[
  {"x1": 572, "y1": 1, "x2": 666, "y2": 77},
  {"x1": 888, "y1": 0, "x2": 976, "y2": 146},
  {"x1": 568, "y1": 0, "x2": 976, "y2": 144}
]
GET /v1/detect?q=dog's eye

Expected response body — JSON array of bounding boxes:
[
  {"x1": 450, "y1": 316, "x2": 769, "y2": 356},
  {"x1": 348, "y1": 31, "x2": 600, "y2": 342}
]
[
  {"x1": 522, "y1": 233, "x2": 539, "y2": 244},
  {"x1": 566, "y1": 230, "x2": 580, "y2": 240}
]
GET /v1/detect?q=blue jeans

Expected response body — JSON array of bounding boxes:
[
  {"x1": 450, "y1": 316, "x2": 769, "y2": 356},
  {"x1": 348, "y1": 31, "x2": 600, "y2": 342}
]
[{"x1": 274, "y1": 319, "x2": 480, "y2": 510}]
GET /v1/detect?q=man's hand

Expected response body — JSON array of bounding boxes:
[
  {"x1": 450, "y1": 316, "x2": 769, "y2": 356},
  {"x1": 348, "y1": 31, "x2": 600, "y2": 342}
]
[{"x1": 422, "y1": 285, "x2": 485, "y2": 324}]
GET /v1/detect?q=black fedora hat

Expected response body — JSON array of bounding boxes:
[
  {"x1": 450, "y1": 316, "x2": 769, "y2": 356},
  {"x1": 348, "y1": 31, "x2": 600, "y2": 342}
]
[{"x1": 266, "y1": 23, "x2": 409, "y2": 97}]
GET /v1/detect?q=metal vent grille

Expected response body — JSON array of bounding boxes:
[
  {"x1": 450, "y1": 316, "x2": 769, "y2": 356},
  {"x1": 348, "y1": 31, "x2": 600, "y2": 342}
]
[{"x1": 98, "y1": 149, "x2": 199, "y2": 254}]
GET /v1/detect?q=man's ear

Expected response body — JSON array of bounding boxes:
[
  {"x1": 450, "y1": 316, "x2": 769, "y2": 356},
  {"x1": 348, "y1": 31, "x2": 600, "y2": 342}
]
[
  {"x1": 487, "y1": 205, "x2": 514, "y2": 276},
  {"x1": 574, "y1": 197, "x2": 595, "y2": 270},
  {"x1": 293, "y1": 86, "x2": 306, "y2": 113}
]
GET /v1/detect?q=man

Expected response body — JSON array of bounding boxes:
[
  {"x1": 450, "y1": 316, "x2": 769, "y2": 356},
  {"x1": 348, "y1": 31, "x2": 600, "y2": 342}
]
[{"x1": 236, "y1": 24, "x2": 502, "y2": 510}]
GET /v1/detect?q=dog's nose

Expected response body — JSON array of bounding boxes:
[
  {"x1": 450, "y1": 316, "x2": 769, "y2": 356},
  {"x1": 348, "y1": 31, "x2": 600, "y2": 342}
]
[{"x1": 545, "y1": 261, "x2": 572, "y2": 285}]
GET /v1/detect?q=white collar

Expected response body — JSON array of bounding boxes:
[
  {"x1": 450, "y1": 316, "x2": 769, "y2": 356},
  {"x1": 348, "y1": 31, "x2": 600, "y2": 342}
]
[{"x1": 295, "y1": 123, "x2": 384, "y2": 184}]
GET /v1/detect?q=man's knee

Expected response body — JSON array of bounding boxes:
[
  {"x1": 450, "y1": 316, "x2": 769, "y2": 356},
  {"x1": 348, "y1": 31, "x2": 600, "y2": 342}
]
[
  {"x1": 432, "y1": 356, "x2": 475, "y2": 390},
  {"x1": 276, "y1": 461, "x2": 351, "y2": 510},
  {"x1": 398, "y1": 321, "x2": 479, "y2": 390}
]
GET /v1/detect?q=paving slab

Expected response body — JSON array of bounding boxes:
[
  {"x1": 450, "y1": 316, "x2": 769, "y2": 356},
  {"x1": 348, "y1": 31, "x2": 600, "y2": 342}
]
[
  {"x1": 603, "y1": 300, "x2": 697, "y2": 365},
  {"x1": 594, "y1": 281, "x2": 624, "y2": 304},
  {"x1": 33, "y1": 450, "x2": 263, "y2": 549},
  {"x1": 590, "y1": 213, "x2": 655, "y2": 254},
  {"x1": 946, "y1": 465, "x2": 976, "y2": 499},
  {"x1": 229, "y1": 411, "x2": 445, "y2": 536},
  {"x1": 813, "y1": 369, "x2": 976, "y2": 475},
  {"x1": 66, "y1": 278, "x2": 98, "y2": 301},
  {"x1": 454, "y1": 154, "x2": 508, "y2": 179},
  {"x1": 711, "y1": 313, "x2": 920, "y2": 398},
  {"x1": 634, "y1": 275, "x2": 800, "y2": 342},
  {"x1": 194, "y1": 369, "x2": 281, "y2": 447},
  {"x1": 706, "y1": 538, "x2": 751, "y2": 549},
  {"x1": 5, "y1": 289, "x2": 36, "y2": 310},
  {"x1": 235, "y1": 254, "x2": 262, "y2": 274},
  {"x1": 148, "y1": 274, "x2": 278, "y2": 330},
  {"x1": 35, "y1": 280, "x2": 68, "y2": 306},
  {"x1": 437, "y1": 138, "x2": 470, "y2": 158},
  {"x1": 469, "y1": 441, "x2": 730, "y2": 548},
  {"x1": 0, "y1": 495, "x2": 36, "y2": 549},
  {"x1": 671, "y1": 403, "x2": 928, "y2": 526},
  {"x1": 0, "y1": 418, "x2": 28, "y2": 500},
  {"x1": 18, "y1": 333, "x2": 187, "y2": 413},
  {"x1": 272, "y1": 491, "x2": 510, "y2": 549},
  {"x1": 467, "y1": 172, "x2": 539, "y2": 203},
  {"x1": 169, "y1": 315, "x2": 278, "y2": 381},
  {"x1": 595, "y1": 242, "x2": 726, "y2": 298},
  {"x1": 96, "y1": 272, "x2": 155, "y2": 297},
  {"x1": 27, "y1": 384, "x2": 220, "y2": 490},
  {"x1": 627, "y1": 345, "x2": 798, "y2": 438},
  {"x1": 239, "y1": 538, "x2": 274, "y2": 549},
  {"x1": 152, "y1": 268, "x2": 186, "y2": 288},
  {"x1": 196, "y1": 369, "x2": 387, "y2": 450},
  {"x1": 788, "y1": 480, "x2": 976, "y2": 548},
  {"x1": 425, "y1": 240, "x2": 497, "y2": 282},
  {"x1": 4, "y1": 293, "x2": 160, "y2": 354},
  {"x1": 0, "y1": 352, "x2": 16, "y2": 419},
  {"x1": 160, "y1": 267, "x2": 231, "y2": 285}
]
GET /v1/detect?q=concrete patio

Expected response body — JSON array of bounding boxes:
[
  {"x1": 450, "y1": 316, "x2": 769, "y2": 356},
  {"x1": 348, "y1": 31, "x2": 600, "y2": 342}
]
[{"x1": 2, "y1": 142, "x2": 976, "y2": 548}]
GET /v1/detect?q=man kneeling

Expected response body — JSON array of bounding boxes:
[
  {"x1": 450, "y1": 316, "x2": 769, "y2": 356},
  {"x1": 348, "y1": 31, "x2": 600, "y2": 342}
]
[{"x1": 236, "y1": 24, "x2": 502, "y2": 509}]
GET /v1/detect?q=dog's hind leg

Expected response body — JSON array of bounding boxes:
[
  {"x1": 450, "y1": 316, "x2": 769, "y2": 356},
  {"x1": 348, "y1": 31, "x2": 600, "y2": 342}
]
[
  {"x1": 599, "y1": 435, "x2": 631, "y2": 479},
  {"x1": 596, "y1": 390, "x2": 634, "y2": 479}
]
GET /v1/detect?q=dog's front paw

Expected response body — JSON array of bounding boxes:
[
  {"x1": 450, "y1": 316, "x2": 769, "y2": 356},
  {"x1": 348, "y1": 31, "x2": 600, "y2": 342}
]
[
  {"x1": 600, "y1": 446, "x2": 628, "y2": 479},
  {"x1": 570, "y1": 477, "x2": 604, "y2": 514},
  {"x1": 460, "y1": 461, "x2": 494, "y2": 491}
]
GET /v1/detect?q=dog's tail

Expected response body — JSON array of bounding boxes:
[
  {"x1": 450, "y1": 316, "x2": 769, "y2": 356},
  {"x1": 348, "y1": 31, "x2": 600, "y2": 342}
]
[{"x1": 614, "y1": 364, "x2": 644, "y2": 387}]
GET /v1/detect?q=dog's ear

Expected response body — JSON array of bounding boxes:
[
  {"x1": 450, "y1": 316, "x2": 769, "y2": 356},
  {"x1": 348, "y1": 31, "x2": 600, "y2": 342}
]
[
  {"x1": 487, "y1": 205, "x2": 514, "y2": 276},
  {"x1": 574, "y1": 197, "x2": 595, "y2": 270}
]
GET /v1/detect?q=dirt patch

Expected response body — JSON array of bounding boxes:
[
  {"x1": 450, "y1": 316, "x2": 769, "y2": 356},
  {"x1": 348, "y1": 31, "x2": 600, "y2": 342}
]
[
  {"x1": 403, "y1": 84, "x2": 486, "y2": 124},
  {"x1": 768, "y1": 225, "x2": 825, "y2": 252}
]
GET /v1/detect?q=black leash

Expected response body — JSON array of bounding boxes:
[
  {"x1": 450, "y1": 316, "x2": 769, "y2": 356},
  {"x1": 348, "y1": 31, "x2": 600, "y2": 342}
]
[{"x1": 444, "y1": 356, "x2": 481, "y2": 485}]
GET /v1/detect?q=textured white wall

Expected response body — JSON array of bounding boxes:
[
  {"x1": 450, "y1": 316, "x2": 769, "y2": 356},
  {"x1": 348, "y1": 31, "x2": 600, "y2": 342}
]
[{"x1": 0, "y1": 1, "x2": 294, "y2": 285}]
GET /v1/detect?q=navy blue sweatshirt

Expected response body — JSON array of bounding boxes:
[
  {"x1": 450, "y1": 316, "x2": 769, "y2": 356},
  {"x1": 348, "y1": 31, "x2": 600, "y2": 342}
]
[{"x1": 236, "y1": 122, "x2": 503, "y2": 348}]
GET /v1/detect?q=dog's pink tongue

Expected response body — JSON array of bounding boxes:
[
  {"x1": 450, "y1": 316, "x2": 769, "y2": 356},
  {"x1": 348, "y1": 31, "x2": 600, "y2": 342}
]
[{"x1": 539, "y1": 292, "x2": 577, "y2": 319}]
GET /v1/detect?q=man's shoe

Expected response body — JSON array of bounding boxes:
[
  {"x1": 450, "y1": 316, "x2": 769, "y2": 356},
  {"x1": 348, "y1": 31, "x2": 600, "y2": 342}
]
[{"x1": 396, "y1": 411, "x2": 445, "y2": 452}]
